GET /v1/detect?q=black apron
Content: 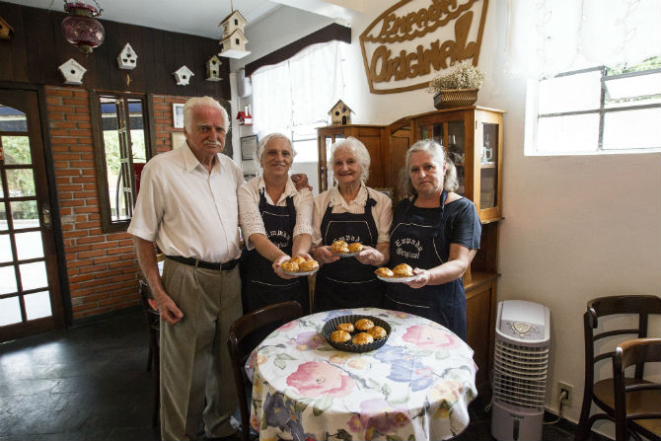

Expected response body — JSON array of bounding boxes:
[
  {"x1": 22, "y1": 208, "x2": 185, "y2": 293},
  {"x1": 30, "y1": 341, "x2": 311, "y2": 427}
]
[
  {"x1": 313, "y1": 193, "x2": 384, "y2": 312},
  {"x1": 240, "y1": 189, "x2": 309, "y2": 314},
  {"x1": 384, "y1": 191, "x2": 467, "y2": 340}
]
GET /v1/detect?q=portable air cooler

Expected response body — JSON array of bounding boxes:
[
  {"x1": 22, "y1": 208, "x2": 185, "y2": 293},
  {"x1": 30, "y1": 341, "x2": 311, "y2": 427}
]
[{"x1": 491, "y1": 300, "x2": 551, "y2": 441}]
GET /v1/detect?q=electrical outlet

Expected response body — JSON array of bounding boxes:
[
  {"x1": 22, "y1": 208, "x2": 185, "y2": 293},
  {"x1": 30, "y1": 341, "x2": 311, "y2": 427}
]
[{"x1": 557, "y1": 381, "x2": 573, "y2": 407}]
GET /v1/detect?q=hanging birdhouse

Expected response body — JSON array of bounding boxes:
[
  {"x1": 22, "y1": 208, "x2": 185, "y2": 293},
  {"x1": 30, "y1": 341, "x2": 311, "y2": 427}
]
[
  {"x1": 328, "y1": 100, "x2": 353, "y2": 125},
  {"x1": 173, "y1": 65, "x2": 194, "y2": 86},
  {"x1": 236, "y1": 106, "x2": 252, "y2": 125},
  {"x1": 0, "y1": 16, "x2": 14, "y2": 40},
  {"x1": 219, "y1": 29, "x2": 250, "y2": 59},
  {"x1": 219, "y1": 10, "x2": 247, "y2": 39},
  {"x1": 117, "y1": 43, "x2": 138, "y2": 70},
  {"x1": 206, "y1": 55, "x2": 223, "y2": 82},
  {"x1": 58, "y1": 58, "x2": 87, "y2": 85}
]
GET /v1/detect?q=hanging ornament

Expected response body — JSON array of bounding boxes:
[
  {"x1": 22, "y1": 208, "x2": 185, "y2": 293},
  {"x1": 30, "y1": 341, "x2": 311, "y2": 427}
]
[{"x1": 61, "y1": 0, "x2": 105, "y2": 55}]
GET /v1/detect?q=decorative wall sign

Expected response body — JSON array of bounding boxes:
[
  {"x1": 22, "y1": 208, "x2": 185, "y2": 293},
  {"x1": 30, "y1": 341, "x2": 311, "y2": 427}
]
[{"x1": 359, "y1": 0, "x2": 488, "y2": 94}]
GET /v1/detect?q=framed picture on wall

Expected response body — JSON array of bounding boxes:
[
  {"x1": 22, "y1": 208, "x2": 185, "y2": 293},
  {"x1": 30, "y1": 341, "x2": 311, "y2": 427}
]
[
  {"x1": 172, "y1": 103, "x2": 184, "y2": 128},
  {"x1": 171, "y1": 132, "x2": 186, "y2": 149},
  {"x1": 241, "y1": 135, "x2": 258, "y2": 160}
]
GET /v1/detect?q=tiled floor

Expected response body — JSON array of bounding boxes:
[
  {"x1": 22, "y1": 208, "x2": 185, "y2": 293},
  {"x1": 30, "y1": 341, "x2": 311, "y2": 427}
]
[{"x1": 0, "y1": 308, "x2": 609, "y2": 441}]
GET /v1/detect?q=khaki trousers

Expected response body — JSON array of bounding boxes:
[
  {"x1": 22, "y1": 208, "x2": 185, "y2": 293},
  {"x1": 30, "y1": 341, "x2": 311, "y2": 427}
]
[{"x1": 160, "y1": 260, "x2": 242, "y2": 441}]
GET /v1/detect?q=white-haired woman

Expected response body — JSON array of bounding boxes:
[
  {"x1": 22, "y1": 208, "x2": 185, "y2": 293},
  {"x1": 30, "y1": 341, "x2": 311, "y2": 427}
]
[
  {"x1": 310, "y1": 137, "x2": 392, "y2": 312},
  {"x1": 238, "y1": 133, "x2": 313, "y2": 314},
  {"x1": 385, "y1": 140, "x2": 481, "y2": 340}
]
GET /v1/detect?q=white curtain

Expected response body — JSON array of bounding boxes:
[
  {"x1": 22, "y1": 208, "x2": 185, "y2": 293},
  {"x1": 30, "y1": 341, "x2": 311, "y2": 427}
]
[
  {"x1": 505, "y1": 0, "x2": 661, "y2": 79},
  {"x1": 251, "y1": 41, "x2": 345, "y2": 135}
]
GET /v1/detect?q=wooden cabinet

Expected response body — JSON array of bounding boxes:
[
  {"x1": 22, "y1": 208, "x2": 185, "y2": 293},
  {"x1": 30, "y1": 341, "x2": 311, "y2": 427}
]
[
  {"x1": 317, "y1": 106, "x2": 505, "y2": 397},
  {"x1": 317, "y1": 125, "x2": 385, "y2": 192}
]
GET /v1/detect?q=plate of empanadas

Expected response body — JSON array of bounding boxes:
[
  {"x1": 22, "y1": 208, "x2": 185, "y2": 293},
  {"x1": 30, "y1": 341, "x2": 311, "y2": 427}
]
[
  {"x1": 330, "y1": 240, "x2": 363, "y2": 257},
  {"x1": 322, "y1": 315, "x2": 391, "y2": 353},
  {"x1": 280, "y1": 256, "x2": 320, "y2": 276},
  {"x1": 374, "y1": 263, "x2": 418, "y2": 283}
]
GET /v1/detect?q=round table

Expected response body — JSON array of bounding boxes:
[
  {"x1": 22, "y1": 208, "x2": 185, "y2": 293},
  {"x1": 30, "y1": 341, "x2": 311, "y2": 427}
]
[{"x1": 247, "y1": 307, "x2": 478, "y2": 441}]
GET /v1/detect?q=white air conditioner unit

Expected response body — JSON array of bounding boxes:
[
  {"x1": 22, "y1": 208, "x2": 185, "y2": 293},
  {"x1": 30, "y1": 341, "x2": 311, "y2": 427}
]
[{"x1": 491, "y1": 300, "x2": 551, "y2": 441}]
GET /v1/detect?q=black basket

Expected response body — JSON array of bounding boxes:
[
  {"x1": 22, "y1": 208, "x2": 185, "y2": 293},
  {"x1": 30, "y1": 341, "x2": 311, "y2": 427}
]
[{"x1": 321, "y1": 315, "x2": 391, "y2": 353}]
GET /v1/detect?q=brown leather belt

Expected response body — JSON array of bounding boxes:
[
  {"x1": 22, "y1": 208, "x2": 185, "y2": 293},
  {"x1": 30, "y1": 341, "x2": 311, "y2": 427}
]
[{"x1": 166, "y1": 255, "x2": 239, "y2": 271}]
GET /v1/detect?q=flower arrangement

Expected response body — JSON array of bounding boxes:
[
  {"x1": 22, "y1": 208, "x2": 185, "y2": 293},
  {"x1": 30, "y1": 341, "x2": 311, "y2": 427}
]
[{"x1": 427, "y1": 60, "x2": 485, "y2": 94}]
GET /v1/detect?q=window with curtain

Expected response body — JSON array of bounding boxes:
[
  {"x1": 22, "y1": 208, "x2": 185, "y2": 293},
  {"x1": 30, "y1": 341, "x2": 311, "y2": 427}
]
[
  {"x1": 251, "y1": 41, "x2": 347, "y2": 193},
  {"x1": 506, "y1": 0, "x2": 661, "y2": 155}
]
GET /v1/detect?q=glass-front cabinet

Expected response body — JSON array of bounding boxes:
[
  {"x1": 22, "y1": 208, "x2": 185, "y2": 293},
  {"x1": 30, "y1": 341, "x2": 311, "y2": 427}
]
[{"x1": 415, "y1": 107, "x2": 504, "y2": 223}]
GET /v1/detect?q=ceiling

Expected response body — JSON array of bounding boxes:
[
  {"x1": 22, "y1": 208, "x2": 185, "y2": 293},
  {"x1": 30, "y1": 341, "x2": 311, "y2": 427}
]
[{"x1": 3, "y1": 0, "x2": 359, "y2": 39}]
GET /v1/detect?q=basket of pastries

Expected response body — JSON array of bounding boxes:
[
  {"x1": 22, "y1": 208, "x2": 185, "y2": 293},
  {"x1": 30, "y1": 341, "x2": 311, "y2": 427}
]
[{"x1": 321, "y1": 314, "x2": 391, "y2": 353}]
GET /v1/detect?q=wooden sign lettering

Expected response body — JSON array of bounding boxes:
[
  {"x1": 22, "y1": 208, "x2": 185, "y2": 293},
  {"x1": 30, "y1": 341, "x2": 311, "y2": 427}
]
[{"x1": 360, "y1": 0, "x2": 489, "y2": 94}]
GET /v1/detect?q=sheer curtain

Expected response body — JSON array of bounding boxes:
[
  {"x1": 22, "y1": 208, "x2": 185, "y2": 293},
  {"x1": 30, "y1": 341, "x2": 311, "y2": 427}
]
[
  {"x1": 505, "y1": 0, "x2": 660, "y2": 78},
  {"x1": 251, "y1": 41, "x2": 345, "y2": 136}
]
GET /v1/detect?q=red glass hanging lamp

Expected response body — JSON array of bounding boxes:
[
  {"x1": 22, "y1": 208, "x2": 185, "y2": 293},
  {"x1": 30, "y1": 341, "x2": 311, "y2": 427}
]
[{"x1": 61, "y1": 0, "x2": 105, "y2": 55}]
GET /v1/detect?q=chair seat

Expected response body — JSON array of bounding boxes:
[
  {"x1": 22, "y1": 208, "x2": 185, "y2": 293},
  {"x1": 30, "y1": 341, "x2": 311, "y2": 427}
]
[{"x1": 594, "y1": 378, "x2": 661, "y2": 437}]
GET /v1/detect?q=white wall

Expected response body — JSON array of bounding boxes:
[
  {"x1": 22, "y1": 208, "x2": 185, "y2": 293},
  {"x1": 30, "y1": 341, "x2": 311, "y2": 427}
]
[{"x1": 233, "y1": 0, "x2": 661, "y2": 434}]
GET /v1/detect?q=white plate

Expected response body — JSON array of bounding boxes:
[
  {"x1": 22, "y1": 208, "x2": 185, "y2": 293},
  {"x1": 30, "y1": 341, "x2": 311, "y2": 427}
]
[
  {"x1": 377, "y1": 275, "x2": 418, "y2": 283},
  {"x1": 333, "y1": 251, "x2": 359, "y2": 258},
  {"x1": 281, "y1": 269, "x2": 318, "y2": 277}
]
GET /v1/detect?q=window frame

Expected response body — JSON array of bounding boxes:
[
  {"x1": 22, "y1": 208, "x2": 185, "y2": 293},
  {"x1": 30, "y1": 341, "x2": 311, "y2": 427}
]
[
  {"x1": 90, "y1": 90, "x2": 156, "y2": 233},
  {"x1": 528, "y1": 66, "x2": 661, "y2": 156}
]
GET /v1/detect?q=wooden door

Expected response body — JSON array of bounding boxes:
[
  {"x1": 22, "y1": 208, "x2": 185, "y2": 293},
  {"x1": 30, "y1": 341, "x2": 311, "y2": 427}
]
[{"x1": 0, "y1": 88, "x2": 64, "y2": 342}]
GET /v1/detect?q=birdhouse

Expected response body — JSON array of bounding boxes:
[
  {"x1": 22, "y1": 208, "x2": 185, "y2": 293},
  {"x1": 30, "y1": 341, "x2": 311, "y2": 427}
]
[
  {"x1": 236, "y1": 107, "x2": 252, "y2": 125},
  {"x1": 0, "y1": 16, "x2": 14, "y2": 40},
  {"x1": 206, "y1": 55, "x2": 222, "y2": 82},
  {"x1": 58, "y1": 58, "x2": 87, "y2": 85},
  {"x1": 117, "y1": 43, "x2": 138, "y2": 70},
  {"x1": 219, "y1": 29, "x2": 250, "y2": 59},
  {"x1": 328, "y1": 100, "x2": 353, "y2": 125},
  {"x1": 219, "y1": 10, "x2": 247, "y2": 39},
  {"x1": 173, "y1": 65, "x2": 194, "y2": 86}
]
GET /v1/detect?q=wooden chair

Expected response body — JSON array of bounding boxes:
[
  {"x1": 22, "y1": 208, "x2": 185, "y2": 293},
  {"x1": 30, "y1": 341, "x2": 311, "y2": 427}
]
[
  {"x1": 612, "y1": 338, "x2": 661, "y2": 441},
  {"x1": 575, "y1": 295, "x2": 661, "y2": 441},
  {"x1": 138, "y1": 279, "x2": 160, "y2": 428},
  {"x1": 227, "y1": 301, "x2": 304, "y2": 441}
]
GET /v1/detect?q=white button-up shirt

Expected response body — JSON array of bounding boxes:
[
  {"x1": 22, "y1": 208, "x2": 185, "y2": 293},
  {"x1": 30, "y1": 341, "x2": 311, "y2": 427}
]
[
  {"x1": 312, "y1": 183, "x2": 392, "y2": 247},
  {"x1": 128, "y1": 143, "x2": 244, "y2": 263},
  {"x1": 238, "y1": 176, "x2": 313, "y2": 251}
]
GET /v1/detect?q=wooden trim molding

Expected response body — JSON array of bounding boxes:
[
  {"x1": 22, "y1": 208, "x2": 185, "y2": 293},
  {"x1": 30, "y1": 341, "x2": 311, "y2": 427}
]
[{"x1": 245, "y1": 23, "x2": 351, "y2": 77}]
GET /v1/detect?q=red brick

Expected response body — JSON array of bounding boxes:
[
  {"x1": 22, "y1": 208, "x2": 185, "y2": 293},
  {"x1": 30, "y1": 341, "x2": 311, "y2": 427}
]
[{"x1": 48, "y1": 89, "x2": 75, "y2": 97}]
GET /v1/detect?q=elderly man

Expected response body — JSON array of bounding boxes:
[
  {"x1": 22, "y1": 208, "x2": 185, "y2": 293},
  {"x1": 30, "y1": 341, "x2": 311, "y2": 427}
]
[{"x1": 129, "y1": 96, "x2": 243, "y2": 441}]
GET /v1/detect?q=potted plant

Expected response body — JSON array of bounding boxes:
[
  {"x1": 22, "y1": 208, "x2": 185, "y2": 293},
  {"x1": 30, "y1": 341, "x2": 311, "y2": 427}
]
[{"x1": 427, "y1": 60, "x2": 485, "y2": 109}]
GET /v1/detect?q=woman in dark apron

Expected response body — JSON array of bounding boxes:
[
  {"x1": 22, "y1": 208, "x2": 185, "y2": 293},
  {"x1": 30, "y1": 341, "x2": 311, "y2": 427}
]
[
  {"x1": 238, "y1": 133, "x2": 313, "y2": 316},
  {"x1": 311, "y1": 137, "x2": 392, "y2": 312},
  {"x1": 384, "y1": 140, "x2": 481, "y2": 341}
]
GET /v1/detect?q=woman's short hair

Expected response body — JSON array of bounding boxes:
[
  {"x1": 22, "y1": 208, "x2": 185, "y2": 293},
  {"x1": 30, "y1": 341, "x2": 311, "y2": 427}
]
[
  {"x1": 255, "y1": 132, "x2": 296, "y2": 166},
  {"x1": 331, "y1": 137, "x2": 371, "y2": 184},
  {"x1": 183, "y1": 96, "x2": 230, "y2": 134},
  {"x1": 399, "y1": 139, "x2": 459, "y2": 197}
]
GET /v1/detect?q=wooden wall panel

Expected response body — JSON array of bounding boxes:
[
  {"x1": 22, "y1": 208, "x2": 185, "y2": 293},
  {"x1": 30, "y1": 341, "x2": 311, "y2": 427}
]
[{"x1": 0, "y1": 2, "x2": 230, "y2": 98}]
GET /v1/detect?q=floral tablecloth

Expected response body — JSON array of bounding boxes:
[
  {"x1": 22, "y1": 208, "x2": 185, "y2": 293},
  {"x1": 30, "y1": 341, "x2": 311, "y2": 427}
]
[{"x1": 247, "y1": 308, "x2": 478, "y2": 441}]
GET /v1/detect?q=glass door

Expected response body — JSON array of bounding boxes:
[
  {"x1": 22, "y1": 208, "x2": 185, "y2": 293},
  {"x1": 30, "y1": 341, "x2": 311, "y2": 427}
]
[
  {"x1": 480, "y1": 123, "x2": 499, "y2": 209},
  {"x1": 0, "y1": 89, "x2": 63, "y2": 342}
]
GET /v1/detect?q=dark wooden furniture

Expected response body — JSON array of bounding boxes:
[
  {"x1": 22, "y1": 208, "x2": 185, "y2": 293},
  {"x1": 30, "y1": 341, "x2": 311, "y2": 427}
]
[
  {"x1": 316, "y1": 106, "x2": 505, "y2": 397},
  {"x1": 138, "y1": 280, "x2": 160, "y2": 428},
  {"x1": 575, "y1": 295, "x2": 661, "y2": 441},
  {"x1": 227, "y1": 301, "x2": 304, "y2": 441},
  {"x1": 613, "y1": 338, "x2": 661, "y2": 441}
]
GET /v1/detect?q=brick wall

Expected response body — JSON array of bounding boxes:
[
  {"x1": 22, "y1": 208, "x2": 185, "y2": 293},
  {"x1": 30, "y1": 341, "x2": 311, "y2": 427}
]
[{"x1": 45, "y1": 87, "x2": 186, "y2": 320}]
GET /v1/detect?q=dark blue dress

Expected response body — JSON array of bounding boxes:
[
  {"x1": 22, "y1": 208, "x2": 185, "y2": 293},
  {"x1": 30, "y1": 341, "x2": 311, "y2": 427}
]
[
  {"x1": 313, "y1": 195, "x2": 385, "y2": 312},
  {"x1": 384, "y1": 191, "x2": 481, "y2": 340},
  {"x1": 240, "y1": 189, "x2": 310, "y2": 314}
]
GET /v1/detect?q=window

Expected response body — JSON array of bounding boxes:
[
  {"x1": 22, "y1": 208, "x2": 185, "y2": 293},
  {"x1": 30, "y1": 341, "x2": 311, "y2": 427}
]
[
  {"x1": 91, "y1": 92, "x2": 153, "y2": 232},
  {"x1": 251, "y1": 41, "x2": 347, "y2": 194},
  {"x1": 527, "y1": 58, "x2": 661, "y2": 155}
]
